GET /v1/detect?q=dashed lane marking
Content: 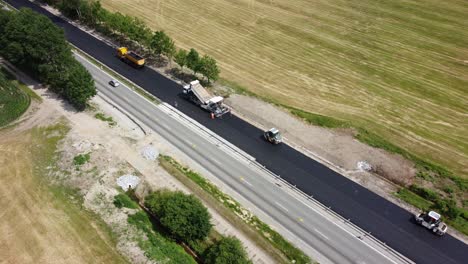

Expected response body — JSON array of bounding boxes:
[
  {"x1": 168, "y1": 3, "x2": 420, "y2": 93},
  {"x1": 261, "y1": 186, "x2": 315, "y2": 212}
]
[
  {"x1": 240, "y1": 177, "x2": 253, "y2": 187},
  {"x1": 275, "y1": 202, "x2": 289, "y2": 212}
]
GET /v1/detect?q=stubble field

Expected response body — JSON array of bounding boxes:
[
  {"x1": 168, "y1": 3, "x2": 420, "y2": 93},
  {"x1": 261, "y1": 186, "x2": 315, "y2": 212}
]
[
  {"x1": 0, "y1": 124, "x2": 127, "y2": 263},
  {"x1": 101, "y1": 0, "x2": 468, "y2": 177}
]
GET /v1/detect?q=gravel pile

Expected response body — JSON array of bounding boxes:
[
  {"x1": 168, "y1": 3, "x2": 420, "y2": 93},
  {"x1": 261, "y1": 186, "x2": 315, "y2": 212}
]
[
  {"x1": 141, "y1": 145, "x2": 158, "y2": 161},
  {"x1": 117, "y1": 175, "x2": 141, "y2": 191}
]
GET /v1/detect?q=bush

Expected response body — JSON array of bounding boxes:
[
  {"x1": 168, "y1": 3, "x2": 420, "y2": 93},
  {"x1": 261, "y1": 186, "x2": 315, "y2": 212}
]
[
  {"x1": 73, "y1": 153, "x2": 90, "y2": 165},
  {"x1": 128, "y1": 211, "x2": 196, "y2": 264},
  {"x1": 395, "y1": 188, "x2": 432, "y2": 211},
  {"x1": 409, "y1": 185, "x2": 439, "y2": 202},
  {"x1": 443, "y1": 186, "x2": 454, "y2": 195},
  {"x1": 113, "y1": 193, "x2": 139, "y2": 209},
  {"x1": 145, "y1": 190, "x2": 212, "y2": 242},
  {"x1": 205, "y1": 236, "x2": 251, "y2": 264},
  {"x1": 433, "y1": 199, "x2": 461, "y2": 220}
]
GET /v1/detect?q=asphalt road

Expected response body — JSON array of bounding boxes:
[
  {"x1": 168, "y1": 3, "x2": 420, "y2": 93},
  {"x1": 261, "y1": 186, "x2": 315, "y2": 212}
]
[
  {"x1": 6, "y1": 1, "x2": 468, "y2": 263},
  {"x1": 76, "y1": 53, "x2": 398, "y2": 264}
]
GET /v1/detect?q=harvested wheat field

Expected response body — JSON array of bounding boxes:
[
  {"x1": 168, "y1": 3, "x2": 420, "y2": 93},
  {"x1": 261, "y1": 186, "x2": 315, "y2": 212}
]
[
  {"x1": 102, "y1": 0, "x2": 468, "y2": 177},
  {"x1": 0, "y1": 124, "x2": 127, "y2": 264}
]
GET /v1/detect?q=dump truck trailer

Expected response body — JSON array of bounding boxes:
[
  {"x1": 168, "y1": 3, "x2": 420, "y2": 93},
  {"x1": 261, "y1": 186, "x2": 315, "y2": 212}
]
[
  {"x1": 117, "y1": 47, "x2": 145, "y2": 68},
  {"x1": 183, "y1": 80, "x2": 230, "y2": 117}
]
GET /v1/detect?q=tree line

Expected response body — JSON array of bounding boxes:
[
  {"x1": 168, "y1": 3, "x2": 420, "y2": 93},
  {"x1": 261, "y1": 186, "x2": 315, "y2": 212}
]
[
  {"x1": 45, "y1": 0, "x2": 220, "y2": 83},
  {"x1": 0, "y1": 8, "x2": 96, "y2": 110}
]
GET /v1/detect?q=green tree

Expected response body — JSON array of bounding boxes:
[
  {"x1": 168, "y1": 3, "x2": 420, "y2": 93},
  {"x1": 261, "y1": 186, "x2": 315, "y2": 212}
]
[
  {"x1": 0, "y1": 10, "x2": 12, "y2": 35},
  {"x1": 186, "y1": 48, "x2": 201, "y2": 75},
  {"x1": 150, "y1": 31, "x2": 175, "y2": 57},
  {"x1": 58, "y1": 0, "x2": 82, "y2": 19},
  {"x1": 205, "y1": 237, "x2": 251, "y2": 264},
  {"x1": 199, "y1": 55, "x2": 220, "y2": 82},
  {"x1": 145, "y1": 190, "x2": 212, "y2": 242},
  {"x1": 174, "y1": 49, "x2": 188, "y2": 69},
  {"x1": 130, "y1": 17, "x2": 153, "y2": 46},
  {"x1": 63, "y1": 61, "x2": 96, "y2": 110},
  {"x1": 0, "y1": 8, "x2": 96, "y2": 110},
  {"x1": 0, "y1": 8, "x2": 71, "y2": 74},
  {"x1": 77, "y1": 0, "x2": 104, "y2": 26}
]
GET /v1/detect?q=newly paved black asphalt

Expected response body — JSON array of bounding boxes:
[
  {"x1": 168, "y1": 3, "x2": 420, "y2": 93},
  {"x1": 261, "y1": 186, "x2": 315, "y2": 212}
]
[{"x1": 7, "y1": 1, "x2": 468, "y2": 263}]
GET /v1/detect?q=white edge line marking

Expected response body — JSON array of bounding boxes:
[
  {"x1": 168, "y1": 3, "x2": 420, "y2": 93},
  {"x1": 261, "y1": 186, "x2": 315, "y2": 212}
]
[
  {"x1": 314, "y1": 228, "x2": 330, "y2": 240},
  {"x1": 275, "y1": 202, "x2": 289, "y2": 212},
  {"x1": 242, "y1": 179, "x2": 253, "y2": 187},
  {"x1": 210, "y1": 158, "x2": 221, "y2": 165}
]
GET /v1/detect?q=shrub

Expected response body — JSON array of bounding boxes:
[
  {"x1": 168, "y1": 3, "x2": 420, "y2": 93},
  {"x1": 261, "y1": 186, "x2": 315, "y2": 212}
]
[
  {"x1": 433, "y1": 199, "x2": 461, "y2": 220},
  {"x1": 443, "y1": 186, "x2": 454, "y2": 195},
  {"x1": 113, "y1": 193, "x2": 139, "y2": 209},
  {"x1": 409, "y1": 185, "x2": 439, "y2": 202},
  {"x1": 205, "y1": 236, "x2": 251, "y2": 264},
  {"x1": 395, "y1": 188, "x2": 432, "y2": 211},
  {"x1": 73, "y1": 153, "x2": 90, "y2": 165},
  {"x1": 128, "y1": 211, "x2": 196, "y2": 264},
  {"x1": 145, "y1": 190, "x2": 212, "y2": 242}
]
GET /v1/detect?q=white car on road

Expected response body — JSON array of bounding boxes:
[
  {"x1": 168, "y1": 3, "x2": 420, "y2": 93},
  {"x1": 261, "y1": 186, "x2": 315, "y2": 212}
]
[{"x1": 109, "y1": 79, "x2": 120, "y2": 87}]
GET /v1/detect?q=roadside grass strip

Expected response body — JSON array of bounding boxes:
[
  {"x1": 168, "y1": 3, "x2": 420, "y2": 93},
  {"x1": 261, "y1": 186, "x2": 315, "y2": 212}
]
[
  {"x1": 159, "y1": 155, "x2": 312, "y2": 264},
  {"x1": 113, "y1": 193, "x2": 139, "y2": 209},
  {"x1": 95, "y1": 112, "x2": 117, "y2": 126},
  {"x1": 0, "y1": 68, "x2": 31, "y2": 127},
  {"x1": 396, "y1": 187, "x2": 468, "y2": 235}
]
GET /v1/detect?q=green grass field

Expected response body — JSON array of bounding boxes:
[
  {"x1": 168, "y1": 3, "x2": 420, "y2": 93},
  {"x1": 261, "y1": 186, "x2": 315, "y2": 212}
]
[
  {"x1": 0, "y1": 69, "x2": 31, "y2": 127},
  {"x1": 101, "y1": 0, "x2": 468, "y2": 178}
]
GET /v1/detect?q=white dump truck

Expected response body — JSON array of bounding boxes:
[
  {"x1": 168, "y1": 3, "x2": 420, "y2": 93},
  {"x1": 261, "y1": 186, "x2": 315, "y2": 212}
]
[
  {"x1": 183, "y1": 80, "x2": 230, "y2": 118},
  {"x1": 414, "y1": 211, "x2": 447, "y2": 236}
]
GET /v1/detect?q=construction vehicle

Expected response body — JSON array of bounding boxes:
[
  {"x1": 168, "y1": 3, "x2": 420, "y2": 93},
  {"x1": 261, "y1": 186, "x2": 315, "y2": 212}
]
[
  {"x1": 414, "y1": 211, "x2": 447, "y2": 236},
  {"x1": 264, "y1": 128, "x2": 282, "y2": 144},
  {"x1": 182, "y1": 80, "x2": 230, "y2": 118},
  {"x1": 117, "y1": 47, "x2": 145, "y2": 68}
]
